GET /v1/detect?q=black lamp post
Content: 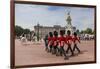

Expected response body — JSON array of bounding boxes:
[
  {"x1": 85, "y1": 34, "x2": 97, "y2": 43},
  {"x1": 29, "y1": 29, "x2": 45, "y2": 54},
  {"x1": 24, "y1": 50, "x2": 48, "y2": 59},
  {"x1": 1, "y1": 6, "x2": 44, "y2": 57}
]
[
  {"x1": 37, "y1": 23, "x2": 39, "y2": 41},
  {"x1": 30, "y1": 31, "x2": 32, "y2": 41}
]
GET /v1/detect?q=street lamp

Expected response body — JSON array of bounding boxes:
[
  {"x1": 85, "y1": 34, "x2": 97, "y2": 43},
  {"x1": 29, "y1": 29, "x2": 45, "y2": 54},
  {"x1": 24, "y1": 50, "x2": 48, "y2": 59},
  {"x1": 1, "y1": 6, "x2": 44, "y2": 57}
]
[{"x1": 37, "y1": 23, "x2": 39, "y2": 41}]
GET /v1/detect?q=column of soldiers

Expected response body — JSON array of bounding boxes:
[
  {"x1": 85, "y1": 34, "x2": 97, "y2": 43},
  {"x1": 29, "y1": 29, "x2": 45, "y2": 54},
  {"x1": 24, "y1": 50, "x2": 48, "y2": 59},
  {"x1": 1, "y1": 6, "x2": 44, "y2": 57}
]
[{"x1": 44, "y1": 30, "x2": 81, "y2": 60}]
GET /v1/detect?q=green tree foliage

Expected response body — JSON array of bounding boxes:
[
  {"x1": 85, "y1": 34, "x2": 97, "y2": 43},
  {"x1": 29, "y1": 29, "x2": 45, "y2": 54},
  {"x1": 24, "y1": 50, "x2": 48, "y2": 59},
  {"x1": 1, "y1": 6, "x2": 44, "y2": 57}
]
[
  {"x1": 76, "y1": 29, "x2": 80, "y2": 34},
  {"x1": 80, "y1": 28, "x2": 93, "y2": 34},
  {"x1": 15, "y1": 25, "x2": 31, "y2": 37},
  {"x1": 85, "y1": 28, "x2": 92, "y2": 34},
  {"x1": 15, "y1": 25, "x2": 24, "y2": 36},
  {"x1": 23, "y1": 29, "x2": 30, "y2": 34},
  {"x1": 80, "y1": 30, "x2": 84, "y2": 34}
]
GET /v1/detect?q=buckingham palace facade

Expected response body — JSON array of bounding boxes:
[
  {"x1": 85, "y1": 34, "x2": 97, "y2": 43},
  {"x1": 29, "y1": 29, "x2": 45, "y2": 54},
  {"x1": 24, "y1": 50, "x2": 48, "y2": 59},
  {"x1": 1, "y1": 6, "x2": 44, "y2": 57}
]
[{"x1": 34, "y1": 24, "x2": 65, "y2": 39}]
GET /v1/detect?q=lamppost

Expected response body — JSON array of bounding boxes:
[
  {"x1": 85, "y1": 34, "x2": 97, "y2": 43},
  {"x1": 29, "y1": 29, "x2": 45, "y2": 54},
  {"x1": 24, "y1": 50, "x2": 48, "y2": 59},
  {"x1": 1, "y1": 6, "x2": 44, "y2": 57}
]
[
  {"x1": 37, "y1": 23, "x2": 39, "y2": 41},
  {"x1": 30, "y1": 31, "x2": 32, "y2": 41}
]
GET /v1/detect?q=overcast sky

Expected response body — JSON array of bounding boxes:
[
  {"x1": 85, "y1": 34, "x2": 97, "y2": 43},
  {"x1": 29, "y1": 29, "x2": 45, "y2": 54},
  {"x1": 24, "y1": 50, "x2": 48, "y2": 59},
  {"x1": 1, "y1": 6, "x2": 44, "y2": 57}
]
[{"x1": 15, "y1": 4, "x2": 94, "y2": 31}]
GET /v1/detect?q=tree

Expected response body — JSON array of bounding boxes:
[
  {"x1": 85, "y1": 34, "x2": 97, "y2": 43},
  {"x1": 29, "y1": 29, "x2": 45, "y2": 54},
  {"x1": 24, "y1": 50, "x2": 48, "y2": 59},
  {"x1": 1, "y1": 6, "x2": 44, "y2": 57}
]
[
  {"x1": 92, "y1": 30, "x2": 95, "y2": 34},
  {"x1": 76, "y1": 29, "x2": 80, "y2": 34},
  {"x1": 80, "y1": 30, "x2": 84, "y2": 34},
  {"x1": 23, "y1": 29, "x2": 30, "y2": 34},
  {"x1": 15, "y1": 25, "x2": 24, "y2": 36},
  {"x1": 80, "y1": 28, "x2": 93, "y2": 34},
  {"x1": 85, "y1": 28, "x2": 92, "y2": 34},
  {"x1": 15, "y1": 25, "x2": 31, "y2": 37}
]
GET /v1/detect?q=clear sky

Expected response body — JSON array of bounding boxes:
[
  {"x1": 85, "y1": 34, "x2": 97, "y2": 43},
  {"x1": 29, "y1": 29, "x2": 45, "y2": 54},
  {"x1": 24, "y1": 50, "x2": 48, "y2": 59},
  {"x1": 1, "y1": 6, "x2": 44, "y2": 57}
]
[{"x1": 15, "y1": 3, "x2": 94, "y2": 31}]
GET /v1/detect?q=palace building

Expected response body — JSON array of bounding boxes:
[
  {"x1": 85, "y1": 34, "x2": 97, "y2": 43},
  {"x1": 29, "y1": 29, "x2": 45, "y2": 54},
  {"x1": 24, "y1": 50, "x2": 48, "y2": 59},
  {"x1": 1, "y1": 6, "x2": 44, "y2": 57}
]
[
  {"x1": 34, "y1": 24, "x2": 65, "y2": 39},
  {"x1": 34, "y1": 12, "x2": 76, "y2": 39}
]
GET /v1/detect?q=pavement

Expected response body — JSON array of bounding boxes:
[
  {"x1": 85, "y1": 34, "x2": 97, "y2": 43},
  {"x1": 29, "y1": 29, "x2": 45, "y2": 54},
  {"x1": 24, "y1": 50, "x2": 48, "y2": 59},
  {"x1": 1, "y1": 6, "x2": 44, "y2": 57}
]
[{"x1": 15, "y1": 39, "x2": 95, "y2": 66}]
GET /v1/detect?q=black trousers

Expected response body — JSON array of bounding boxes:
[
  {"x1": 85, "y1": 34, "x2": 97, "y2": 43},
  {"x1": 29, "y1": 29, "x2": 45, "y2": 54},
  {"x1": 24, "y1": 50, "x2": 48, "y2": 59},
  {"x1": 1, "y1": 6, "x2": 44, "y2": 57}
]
[
  {"x1": 49, "y1": 45, "x2": 53, "y2": 52},
  {"x1": 73, "y1": 44, "x2": 80, "y2": 53},
  {"x1": 45, "y1": 42, "x2": 48, "y2": 48},
  {"x1": 60, "y1": 46, "x2": 68, "y2": 58},
  {"x1": 53, "y1": 46, "x2": 60, "y2": 54},
  {"x1": 66, "y1": 44, "x2": 74, "y2": 55},
  {"x1": 44, "y1": 40, "x2": 48, "y2": 51}
]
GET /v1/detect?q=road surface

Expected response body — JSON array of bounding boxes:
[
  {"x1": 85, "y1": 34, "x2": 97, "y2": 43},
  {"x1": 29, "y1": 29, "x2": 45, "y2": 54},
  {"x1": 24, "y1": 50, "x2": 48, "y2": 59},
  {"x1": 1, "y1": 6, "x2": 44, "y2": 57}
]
[{"x1": 15, "y1": 39, "x2": 95, "y2": 66}]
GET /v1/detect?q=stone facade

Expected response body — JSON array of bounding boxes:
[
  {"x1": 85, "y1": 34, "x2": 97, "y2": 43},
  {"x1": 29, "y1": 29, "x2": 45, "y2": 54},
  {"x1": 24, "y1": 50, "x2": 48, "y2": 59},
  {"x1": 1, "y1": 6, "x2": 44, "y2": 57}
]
[{"x1": 34, "y1": 25, "x2": 65, "y2": 39}]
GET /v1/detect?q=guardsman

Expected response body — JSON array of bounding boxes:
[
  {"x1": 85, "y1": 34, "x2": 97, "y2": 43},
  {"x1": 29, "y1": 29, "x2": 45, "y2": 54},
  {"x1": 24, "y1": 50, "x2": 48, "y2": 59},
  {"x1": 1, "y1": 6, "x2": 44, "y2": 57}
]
[
  {"x1": 44, "y1": 34, "x2": 49, "y2": 51},
  {"x1": 52, "y1": 31, "x2": 60, "y2": 56},
  {"x1": 59, "y1": 30, "x2": 69, "y2": 60},
  {"x1": 72, "y1": 32, "x2": 81, "y2": 54},
  {"x1": 48, "y1": 32, "x2": 53, "y2": 53},
  {"x1": 66, "y1": 30, "x2": 74, "y2": 56}
]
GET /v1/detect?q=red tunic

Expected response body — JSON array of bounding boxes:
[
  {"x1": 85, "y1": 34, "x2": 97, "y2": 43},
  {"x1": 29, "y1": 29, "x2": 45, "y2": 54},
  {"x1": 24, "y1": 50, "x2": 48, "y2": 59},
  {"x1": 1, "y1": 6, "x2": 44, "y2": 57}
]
[
  {"x1": 48, "y1": 37, "x2": 53, "y2": 46},
  {"x1": 53, "y1": 36, "x2": 59, "y2": 46},
  {"x1": 66, "y1": 35, "x2": 73, "y2": 44},
  {"x1": 72, "y1": 36, "x2": 80, "y2": 44},
  {"x1": 59, "y1": 36, "x2": 66, "y2": 47}
]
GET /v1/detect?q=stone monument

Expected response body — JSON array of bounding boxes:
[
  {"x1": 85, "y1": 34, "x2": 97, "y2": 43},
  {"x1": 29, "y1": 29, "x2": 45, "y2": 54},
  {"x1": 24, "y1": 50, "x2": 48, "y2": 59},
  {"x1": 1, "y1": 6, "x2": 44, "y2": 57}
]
[{"x1": 65, "y1": 12, "x2": 76, "y2": 35}]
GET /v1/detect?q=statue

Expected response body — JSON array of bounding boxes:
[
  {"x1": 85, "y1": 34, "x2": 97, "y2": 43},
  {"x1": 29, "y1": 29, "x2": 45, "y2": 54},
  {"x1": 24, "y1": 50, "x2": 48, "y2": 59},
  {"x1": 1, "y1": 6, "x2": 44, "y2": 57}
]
[
  {"x1": 65, "y1": 11, "x2": 76, "y2": 35},
  {"x1": 66, "y1": 11, "x2": 72, "y2": 25}
]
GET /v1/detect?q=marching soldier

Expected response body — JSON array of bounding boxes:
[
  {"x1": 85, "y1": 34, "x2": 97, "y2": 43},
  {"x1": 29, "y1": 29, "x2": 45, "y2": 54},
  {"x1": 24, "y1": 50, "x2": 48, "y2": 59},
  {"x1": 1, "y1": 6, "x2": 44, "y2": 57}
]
[
  {"x1": 44, "y1": 34, "x2": 49, "y2": 51},
  {"x1": 52, "y1": 31, "x2": 60, "y2": 56},
  {"x1": 59, "y1": 30, "x2": 69, "y2": 60},
  {"x1": 66, "y1": 30, "x2": 74, "y2": 56},
  {"x1": 72, "y1": 32, "x2": 81, "y2": 54},
  {"x1": 48, "y1": 32, "x2": 53, "y2": 53}
]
